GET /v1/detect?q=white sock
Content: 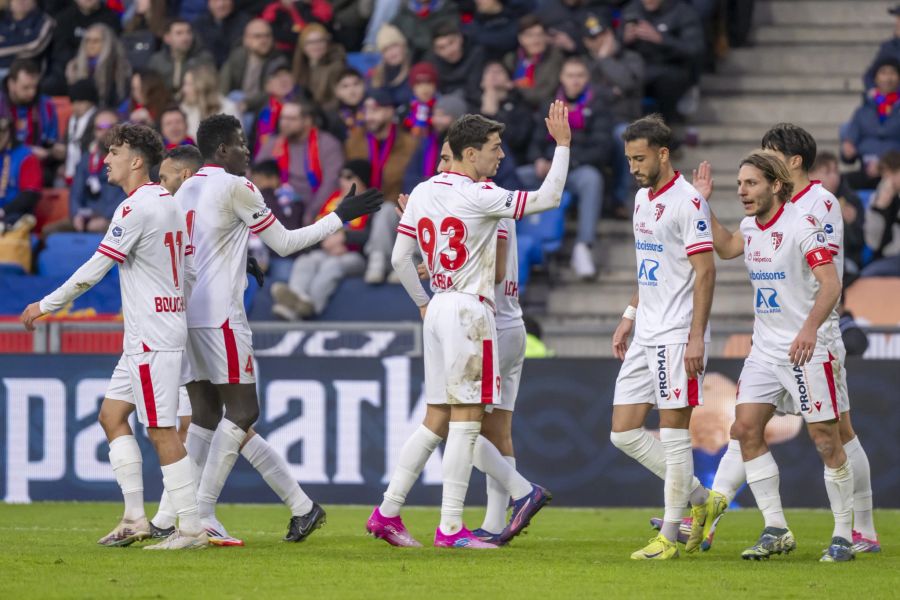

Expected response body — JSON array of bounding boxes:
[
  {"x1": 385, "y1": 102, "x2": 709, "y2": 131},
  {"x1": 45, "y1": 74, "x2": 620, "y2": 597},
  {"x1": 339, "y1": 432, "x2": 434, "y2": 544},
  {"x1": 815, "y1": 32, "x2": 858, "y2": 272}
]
[
  {"x1": 439, "y1": 421, "x2": 480, "y2": 535},
  {"x1": 745, "y1": 452, "x2": 787, "y2": 529},
  {"x1": 152, "y1": 492, "x2": 176, "y2": 530},
  {"x1": 481, "y1": 456, "x2": 515, "y2": 534},
  {"x1": 473, "y1": 436, "x2": 531, "y2": 501},
  {"x1": 241, "y1": 434, "x2": 313, "y2": 517},
  {"x1": 197, "y1": 419, "x2": 244, "y2": 520},
  {"x1": 161, "y1": 455, "x2": 202, "y2": 536},
  {"x1": 185, "y1": 423, "x2": 214, "y2": 480},
  {"x1": 660, "y1": 428, "x2": 693, "y2": 542},
  {"x1": 610, "y1": 428, "x2": 703, "y2": 499},
  {"x1": 712, "y1": 439, "x2": 746, "y2": 502},
  {"x1": 824, "y1": 459, "x2": 854, "y2": 541},
  {"x1": 843, "y1": 435, "x2": 876, "y2": 538},
  {"x1": 109, "y1": 435, "x2": 144, "y2": 521},
  {"x1": 380, "y1": 424, "x2": 443, "y2": 518}
]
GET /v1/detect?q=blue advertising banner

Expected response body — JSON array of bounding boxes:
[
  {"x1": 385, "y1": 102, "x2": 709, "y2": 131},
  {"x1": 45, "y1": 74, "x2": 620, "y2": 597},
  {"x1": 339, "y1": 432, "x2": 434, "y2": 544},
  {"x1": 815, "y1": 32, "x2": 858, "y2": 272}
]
[{"x1": 1, "y1": 356, "x2": 898, "y2": 508}]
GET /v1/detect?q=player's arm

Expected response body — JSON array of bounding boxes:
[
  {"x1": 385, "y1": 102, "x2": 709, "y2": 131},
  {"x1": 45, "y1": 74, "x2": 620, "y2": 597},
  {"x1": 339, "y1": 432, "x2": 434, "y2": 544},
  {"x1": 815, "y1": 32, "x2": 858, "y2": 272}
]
[
  {"x1": 495, "y1": 227, "x2": 508, "y2": 284},
  {"x1": 520, "y1": 100, "x2": 572, "y2": 216},
  {"x1": 21, "y1": 252, "x2": 116, "y2": 330},
  {"x1": 612, "y1": 290, "x2": 639, "y2": 360},
  {"x1": 790, "y1": 255, "x2": 840, "y2": 366},
  {"x1": 391, "y1": 229, "x2": 430, "y2": 319},
  {"x1": 685, "y1": 250, "x2": 715, "y2": 378},
  {"x1": 692, "y1": 161, "x2": 743, "y2": 259}
]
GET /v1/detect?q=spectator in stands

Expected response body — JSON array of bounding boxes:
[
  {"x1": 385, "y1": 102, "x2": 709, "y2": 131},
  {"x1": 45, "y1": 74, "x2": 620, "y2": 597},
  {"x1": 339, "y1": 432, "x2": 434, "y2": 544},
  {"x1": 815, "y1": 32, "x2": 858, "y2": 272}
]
[
  {"x1": 841, "y1": 57, "x2": 900, "y2": 190},
  {"x1": 0, "y1": 59, "x2": 64, "y2": 177},
  {"x1": 330, "y1": 0, "x2": 370, "y2": 52},
  {"x1": 292, "y1": 23, "x2": 347, "y2": 107},
  {"x1": 504, "y1": 15, "x2": 565, "y2": 110},
  {"x1": 0, "y1": 0, "x2": 55, "y2": 77},
  {"x1": 346, "y1": 88, "x2": 416, "y2": 283},
  {"x1": 43, "y1": 0, "x2": 121, "y2": 96},
  {"x1": 391, "y1": 0, "x2": 460, "y2": 60},
  {"x1": 863, "y1": 4, "x2": 900, "y2": 89},
  {"x1": 179, "y1": 64, "x2": 241, "y2": 140},
  {"x1": 861, "y1": 150, "x2": 900, "y2": 278},
  {"x1": 63, "y1": 79, "x2": 100, "y2": 186},
  {"x1": 193, "y1": 0, "x2": 252, "y2": 67},
  {"x1": 581, "y1": 11, "x2": 644, "y2": 212},
  {"x1": 270, "y1": 159, "x2": 373, "y2": 320},
  {"x1": 120, "y1": 70, "x2": 174, "y2": 127},
  {"x1": 250, "y1": 63, "x2": 298, "y2": 154},
  {"x1": 120, "y1": 0, "x2": 166, "y2": 71},
  {"x1": 402, "y1": 93, "x2": 466, "y2": 193},
  {"x1": 519, "y1": 56, "x2": 614, "y2": 279},
  {"x1": 810, "y1": 151, "x2": 866, "y2": 284},
  {"x1": 321, "y1": 68, "x2": 366, "y2": 142},
  {"x1": 261, "y1": 0, "x2": 333, "y2": 56},
  {"x1": 478, "y1": 60, "x2": 532, "y2": 165},
  {"x1": 246, "y1": 158, "x2": 304, "y2": 281},
  {"x1": 64, "y1": 23, "x2": 131, "y2": 108},
  {"x1": 148, "y1": 18, "x2": 215, "y2": 93},
  {"x1": 426, "y1": 23, "x2": 484, "y2": 106},
  {"x1": 0, "y1": 115, "x2": 45, "y2": 228},
  {"x1": 402, "y1": 62, "x2": 439, "y2": 138},
  {"x1": 368, "y1": 24, "x2": 412, "y2": 106},
  {"x1": 219, "y1": 18, "x2": 289, "y2": 114},
  {"x1": 537, "y1": 0, "x2": 591, "y2": 54},
  {"x1": 256, "y1": 99, "x2": 344, "y2": 221},
  {"x1": 160, "y1": 106, "x2": 195, "y2": 148},
  {"x1": 621, "y1": 0, "x2": 704, "y2": 124},
  {"x1": 43, "y1": 109, "x2": 124, "y2": 237},
  {"x1": 461, "y1": 0, "x2": 523, "y2": 62}
]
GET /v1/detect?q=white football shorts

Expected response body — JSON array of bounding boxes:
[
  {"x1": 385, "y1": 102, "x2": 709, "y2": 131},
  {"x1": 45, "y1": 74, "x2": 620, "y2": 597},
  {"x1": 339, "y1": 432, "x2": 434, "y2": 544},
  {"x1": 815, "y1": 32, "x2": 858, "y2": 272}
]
[
  {"x1": 186, "y1": 320, "x2": 255, "y2": 385},
  {"x1": 105, "y1": 351, "x2": 184, "y2": 428},
  {"x1": 487, "y1": 323, "x2": 526, "y2": 413},
  {"x1": 613, "y1": 342, "x2": 706, "y2": 409},
  {"x1": 738, "y1": 355, "x2": 841, "y2": 424}
]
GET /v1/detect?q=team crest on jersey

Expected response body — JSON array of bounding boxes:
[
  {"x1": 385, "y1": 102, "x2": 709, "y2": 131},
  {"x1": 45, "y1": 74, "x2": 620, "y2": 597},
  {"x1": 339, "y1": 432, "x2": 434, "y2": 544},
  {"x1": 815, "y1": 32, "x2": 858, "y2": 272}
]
[
  {"x1": 824, "y1": 199, "x2": 833, "y2": 212},
  {"x1": 805, "y1": 215, "x2": 817, "y2": 226},
  {"x1": 121, "y1": 205, "x2": 132, "y2": 218},
  {"x1": 691, "y1": 197, "x2": 701, "y2": 210},
  {"x1": 654, "y1": 203, "x2": 666, "y2": 221},
  {"x1": 770, "y1": 231, "x2": 783, "y2": 251}
]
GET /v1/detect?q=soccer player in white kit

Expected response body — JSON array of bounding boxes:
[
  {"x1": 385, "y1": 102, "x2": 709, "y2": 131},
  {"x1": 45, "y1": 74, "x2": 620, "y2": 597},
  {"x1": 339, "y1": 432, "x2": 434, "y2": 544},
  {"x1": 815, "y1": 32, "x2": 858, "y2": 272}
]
[
  {"x1": 704, "y1": 152, "x2": 853, "y2": 562},
  {"x1": 21, "y1": 124, "x2": 207, "y2": 550},
  {"x1": 175, "y1": 115, "x2": 383, "y2": 545},
  {"x1": 387, "y1": 104, "x2": 571, "y2": 548},
  {"x1": 609, "y1": 115, "x2": 716, "y2": 560}
]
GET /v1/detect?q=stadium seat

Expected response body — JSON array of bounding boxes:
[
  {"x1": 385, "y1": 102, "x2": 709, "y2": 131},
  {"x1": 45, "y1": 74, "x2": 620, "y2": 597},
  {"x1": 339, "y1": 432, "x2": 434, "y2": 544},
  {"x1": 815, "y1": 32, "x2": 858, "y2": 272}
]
[
  {"x1": 319, "y1": 278, "x2": 422, "y2": 321},
  {"x1": 856, "y1": 189, "x2": 875, "y2": 209},
  {"x1": 33, "y1": 188, "x2": 70, "y2": 234},
  {"x1": 38, "y1": 232, "x2": 105, "y2": 277},
  {"x1": 51, "y1": 96, "x2": 73, "y2": 135},
  {"x1": 346, "y1": 52, "x2": 381, "y2": 77},
  {"x1": 516, "y1": 233, "x2": 542, "y2": 293},
  {"x1": 516, "y1": 191, "x2": 572, "y2": 256},
  {"x1": 844, "y1": 277, "x2": 900, "y2": 326}
]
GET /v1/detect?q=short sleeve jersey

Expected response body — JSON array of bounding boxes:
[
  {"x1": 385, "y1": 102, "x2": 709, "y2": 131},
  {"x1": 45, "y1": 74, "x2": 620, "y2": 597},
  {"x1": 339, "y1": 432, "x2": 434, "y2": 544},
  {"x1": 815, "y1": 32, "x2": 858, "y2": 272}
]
[
  {"x1": 96, "y1": 182, "x2": 188, "y2": 355},
  {"x1": 632, "y1": 172, "x2": 713, "y2": 345},
  {"x1": 740, "y1": 202, "x2": 834, "y2": 365},
  {"x1": 175, "y1": 164, "x2": 276, "y2": 330},
  {"x1": 397, "y1": 171, "x2": 527, "y2": 303},
  {"x1": 495, "y1": 218, "x2": 523, "y2": 329}
]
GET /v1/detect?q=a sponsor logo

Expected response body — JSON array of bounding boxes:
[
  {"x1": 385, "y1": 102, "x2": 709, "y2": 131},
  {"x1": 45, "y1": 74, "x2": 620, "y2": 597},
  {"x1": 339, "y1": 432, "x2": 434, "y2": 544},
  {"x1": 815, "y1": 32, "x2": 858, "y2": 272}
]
[
  {"x1": 505, "y1": 191, "x2": 514, "y2": 207},
  {"x1": 252, "y1": 207, "x2": 270, "y2": 220},
  {"x1": 244, "y1": 181, "x2": 256, "y2": 193},
  {"x1": 771, "y1": 231, "x2": 783, "y2": 251},
  {"x1": 749, "y1": 271, "x2": 786, "y2": 281},
  {"x1": 656, "y1": 346, "x2": 669, "y2": 399},
  {"x1": 749, "y1": 250, "x2": 772, "y2": 263},
  {"x1": 755, "y1": 287, "x2": 781, "y2": 313},
  {"x1": 635, "y1": 240, "x2": 664, "y2": 252},
  {"x1": 816, "y1": 232, "x2": 826, "y2": 244},
  {"x1": 805, "y1": 215, "x2": 818, "y2": 227},
  {"x1": 635, "y1": 221, "x2": 654, "y2": 235},
  {"x1": 792, "y1": 366, "x2": 810, "y2": 412},
  {"x1": 673, "y1": 388, "x2": 682, "y2": 399},
  {"x1": 694, "y1": 219, "x2": 711, "y2": 238},
  {"x1": 106, "y1": 226, "x2": 125, "y2": 245},
  {"x1": 638, "y1": 259, "x2": 660, "y2": 286},
  {"x1": 824, "y1": 223, "x2": 834, "y2": 234},
  {"x1": 654, "y1": 203, "x2": 666, "y2": 221}
]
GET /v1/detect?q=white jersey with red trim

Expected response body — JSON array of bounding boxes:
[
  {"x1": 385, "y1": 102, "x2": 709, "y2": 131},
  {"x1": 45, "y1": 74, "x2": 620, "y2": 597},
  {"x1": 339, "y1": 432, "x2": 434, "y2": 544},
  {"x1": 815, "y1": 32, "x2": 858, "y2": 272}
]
[
  {"x1": 175, "y1": 164, "x2": 275, "y2": 329},
  {"x1": 97, "y1": 182, "x2": 188, "y2": 355},
  {"x1": 741, "y1": 202, "x2": 835, "y2": 365},
  {"x1": 495, "y1": 218, "x2": 522, "y2": 329},
  {"x1": 397, "y1": 171, "x2": 527, "y2": 303},
  {"x1": 632, "y1": 172, "x2": 713, "y2": 346}
]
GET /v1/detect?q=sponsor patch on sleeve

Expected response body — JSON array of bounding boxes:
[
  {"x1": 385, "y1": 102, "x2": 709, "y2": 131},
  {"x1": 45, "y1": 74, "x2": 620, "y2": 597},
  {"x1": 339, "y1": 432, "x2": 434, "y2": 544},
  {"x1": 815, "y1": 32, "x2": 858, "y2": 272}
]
[
  {"x1": 694, "y1": 218, "x2": 711, "y2": 238},
  {"x1": 105, "y1": 225, "x2": 125, "y2": 245}
]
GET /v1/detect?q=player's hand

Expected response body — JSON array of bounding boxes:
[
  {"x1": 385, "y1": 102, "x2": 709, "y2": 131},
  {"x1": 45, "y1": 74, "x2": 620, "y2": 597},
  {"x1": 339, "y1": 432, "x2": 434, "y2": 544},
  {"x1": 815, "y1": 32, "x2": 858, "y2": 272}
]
[
  {"x1": 545, "y1": 99, "x2": 571, "y2": 147},
  {"x1": 684, "y1": 335, "x2": 705, "y2": 380},
  {"x1": 20, "y1": 302, "x2": 45, "y2": 331},
  {"x1": 691, "y1": 161, "x2": 714, "y2": 201},
  {"x1": 788, "y1": 324, "x2": 817, "y2": 366},
  {"x1": 612, "y1": 317, "x2": 633, "y2": 360},
  {"x1": 334, "y1": 183, "x2": 384, "y2": 222},
  {"x1": 395, "y1": 193, "x2": 410, "y2": 218},
  {"x1": 416, "y1": 262, "x2": 429, "y2": 280},
  {"x1": 419, "y1": 304, "x2": 428, "y2": 320},
  {"x1": 246, "y1": 256, "x2": 265, "y2": 287}
]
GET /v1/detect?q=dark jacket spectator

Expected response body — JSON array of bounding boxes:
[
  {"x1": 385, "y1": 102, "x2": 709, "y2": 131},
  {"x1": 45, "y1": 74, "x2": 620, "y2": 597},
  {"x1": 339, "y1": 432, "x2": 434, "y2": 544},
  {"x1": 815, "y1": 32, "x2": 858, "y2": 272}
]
[
  {"x1": 292, "y1": 23, "x2": 347, "y2": 107},
  {"x1": 402, "y1": 93, "x2": 467, "y2": 193},
  {"x1": 321, "y1": 68, "x2": 366, "y2": 142},
  {"x1": 147, "y1": 19, "x2": 215, "y2": 93},
  {"x1": 0, "y1": 116, "x2": 42, "y2": 226},
  {"x1": 65, "y1": 132, "x2": 125, "y2": 230},
  {"x1": 330, "y1": 0, "x2": 371, "y2": 51},
  {"x1": 261, "y1": 0, "x2": 333, "y2": 56},
  {"x1": 461, "y1": 0, "x2": 521, "y2": 62},
  {"x1": 193, "y1": 0, "x2": 252, "y2": 67},
  {"x1": 426, "y1": 25, "x2": 484, "y2": 106},
  {"x1": 842, "y1": 57, "x2": 900, "y2": 183},
  {"x1": 0, "y1": 0, "x2": 55, "y2": 74},
  {"x1": 537, "y1": 0, "x2": 594, "y2": 54},
  {"x1": 811, "y1": 151, "x2": 866, "y2": 279},
  {"x1": 581, "y1": 11, "x2": 645, "y2": 123},
  {"x1": 251, "y1": 159, "x2": 305, "y2": 230},
  {"x1": 391, "y1": 0, "x2": 460, "y2": 61},
  {"x1": 368, "y1": 24, "x2": 412, "y2": 106},
  {"x1": 0, "y1": 60, "x2": 62, "y2": 160},
  {"x1": 503, "y1": 16, "x2": 566, "y2": 110},
  {"x1": 42, "y1": 0, "x2": 121, "y2": 96},
  {"x1": 861, "y1": 151, "x2": 900, "y2": 277},
  {"x1": 478, "y1": 61, "x2": 533, "y2": 165},
  {"x1": 864, "y1": 6, "x2": 900, "y2": 89},
  {"x1": 62, "y1": 79, "x2": 99, "y2": 185},
  {"x1": 219, "y1": 19, "x2": 290, "y2": 114}
]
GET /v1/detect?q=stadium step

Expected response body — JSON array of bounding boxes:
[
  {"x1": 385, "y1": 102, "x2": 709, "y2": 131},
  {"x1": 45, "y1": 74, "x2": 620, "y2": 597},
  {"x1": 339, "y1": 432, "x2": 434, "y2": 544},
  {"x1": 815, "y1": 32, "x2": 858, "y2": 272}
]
[
  {"x1": 690, "y1": 123, "x2": 840, "y2": 146},
  {"x1": 752, "y1": 24, "x2": 893, "y2": 45},
  {"x1": 696, "y1": 93, "x2": 859, "y2": 125},
  {"x1": 717, "y1": 45, "x2": 874, "y2": 75},
  {"x1": 754, "y1": 0, "x2": 894, "y2": 26},
  {"x1": 701, "y1": 73, "x2": 864, "y2": 95}
]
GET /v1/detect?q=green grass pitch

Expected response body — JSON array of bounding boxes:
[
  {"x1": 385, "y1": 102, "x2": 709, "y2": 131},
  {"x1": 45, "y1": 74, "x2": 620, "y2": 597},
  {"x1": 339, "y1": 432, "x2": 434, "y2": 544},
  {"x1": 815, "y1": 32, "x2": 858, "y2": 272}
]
[{"x1": 1, "y1": 503, "x2": 897, "y2": 599}]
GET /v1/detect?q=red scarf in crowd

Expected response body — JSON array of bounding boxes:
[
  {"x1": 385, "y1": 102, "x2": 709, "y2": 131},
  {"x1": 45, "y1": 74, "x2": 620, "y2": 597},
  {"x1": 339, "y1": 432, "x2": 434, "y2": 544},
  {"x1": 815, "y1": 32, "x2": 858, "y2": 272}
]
[
  {"x1": 513, "y1": 49, "x2": 540, "y2": 89},
  {"x1": 874, "y1": 89, "x2": 899, "y2": 122},
  {"x1": 557, "y1": 87, "x2": 593, "y2": 130},
  {"x1": 274, "y1": 127, "x2": 323, "y2": 194},
  {"x1": 366, "y1": 124, "x2": 397, "y2": 190}
]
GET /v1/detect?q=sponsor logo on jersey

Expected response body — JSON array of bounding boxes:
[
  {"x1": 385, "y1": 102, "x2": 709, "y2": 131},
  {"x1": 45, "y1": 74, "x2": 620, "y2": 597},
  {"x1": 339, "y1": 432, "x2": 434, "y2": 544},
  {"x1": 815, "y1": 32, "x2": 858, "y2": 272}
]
[
  {"x1": 107, "y1": 225, "x2": 125, "y2": 245},
  {"x1": 791, "y1": 366, "x2": 810, "y2": 412},
  {"x1": 656, "y1": 346, "x2": 669, "y2": 399},
  {"x1": 252, "y1": 207, "x2": 270, "y2": 220},
  {"x1": 654, "y1": 203, "x2": 666, "y2": 221},
  {"x1": 505, "y1": 191, "x2": 514, "y2": 207},
  {"x1": 824, "y1": 223, "x2": 834, "y2": 235},
  {"x1": 816, "y1": 232, "x2": 826, "y2": 244},
  {"x1": 771, "y1": 231, "x2": 783, "y2": 251},
  {"x1": 121, "y1": 206, "x2": 132, "y2": 218},
  {"x1": 824, "y1": 199, "x2": 833, "y2": 212},
  {"x1": 691, "y1": 197, "x2": 701, "y2": 210},
  {"x1": 749, "y1": 250, "x2": 773, "y2": 263},
  {"x1": 635, "y1": 221, "x2": 654, "y2": 235},
  {"x1": 635, "y1": 240, "x2": 664, "y2": 252},
  {"x1": 245, "y1": 181, "x2": 256, "y2": 193},
  {"x1": 755, "y1": 287, "x2": 781, "y2": 313},
  {"x1": 694, "y1": 219, "x2": 711, "y2": 238},
  {"x1": 638, "y1": 259, "x2": 660, "y2": 286},
  {"x1": 749, "y1": 271, "x2": 786, "y2": 280}
]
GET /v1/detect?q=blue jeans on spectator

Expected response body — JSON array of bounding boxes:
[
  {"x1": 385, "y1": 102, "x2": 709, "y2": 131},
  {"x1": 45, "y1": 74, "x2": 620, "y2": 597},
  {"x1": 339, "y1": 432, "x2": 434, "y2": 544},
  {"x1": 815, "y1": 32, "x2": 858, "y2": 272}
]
[
  {"x1": 268, "y1": 256, "x2": 294, "y2": 283},
  {"x1": 612, "y1": 122, "x2": 631, "y2": 207},
  {"x1": 516, "y1": 163, "x2": 604, "y2": 246},
  {"x1": 860, "y1": 254, "x2": 900, "y2": 278}
]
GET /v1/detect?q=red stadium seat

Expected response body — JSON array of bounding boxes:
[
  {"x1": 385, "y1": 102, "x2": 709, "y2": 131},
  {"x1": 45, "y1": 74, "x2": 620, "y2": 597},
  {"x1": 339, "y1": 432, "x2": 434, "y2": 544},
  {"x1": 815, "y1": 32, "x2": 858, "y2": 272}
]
[
  {"x1": 33, "y1": 188, "x2": 69, "y2": 234},
  {"x1": 51, "y1": 96, "x2": 73, "y2": 135}
]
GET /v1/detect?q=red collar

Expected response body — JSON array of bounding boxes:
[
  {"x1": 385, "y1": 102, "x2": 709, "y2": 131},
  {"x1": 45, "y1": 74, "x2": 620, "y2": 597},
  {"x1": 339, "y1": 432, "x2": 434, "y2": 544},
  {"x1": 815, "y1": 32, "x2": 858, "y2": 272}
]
[
  {"x1": 791, "y1": 180, "x2": 819, "y2": 203},
  {"x1": 127, "y1": 181, "x2": 154, "y2": 198},
  {"x1": 648, "y1": 171, "x2": 679, "y2": 201},
  {"x1": 755, "y1": 202, "x2": 786, "y2": 231},
  {"x1": 442, "y1": 170, "x2": 474, "y2": 181},
  {"x1": 201, "y1": 163, "x2": 224, "y2": 170}
]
